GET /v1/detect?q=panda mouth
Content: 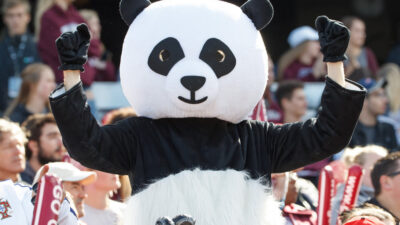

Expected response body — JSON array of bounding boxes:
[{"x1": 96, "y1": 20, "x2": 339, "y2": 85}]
[{"x1": 178, "y1": 93, "x2": 208, "y2": 104}]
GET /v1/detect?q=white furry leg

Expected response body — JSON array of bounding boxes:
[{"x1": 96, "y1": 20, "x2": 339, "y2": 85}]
[{"x1": 123, "y1": 169, "x2": 284, "y2": 225}]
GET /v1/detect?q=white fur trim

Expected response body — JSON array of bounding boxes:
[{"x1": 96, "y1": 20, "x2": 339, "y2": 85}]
[
  {"x1": 344, "y1": 81, "x2": 363, "y2": 91},
  {"x1": 123, "y1": 169, "x2": 284, "y2": 225}
]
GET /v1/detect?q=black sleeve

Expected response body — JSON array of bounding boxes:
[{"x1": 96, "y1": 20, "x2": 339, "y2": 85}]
[
  {"x1": 49, "y1": 82, "x2": 136, "y2": 174},
  {"x1": 267, "y1": 77, "x2": 366, "y2": 173}
]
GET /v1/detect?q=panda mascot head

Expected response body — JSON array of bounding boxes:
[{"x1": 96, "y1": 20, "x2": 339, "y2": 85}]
[{"x1": 119, "y1": 0, "x2": 273, "y2": 123}]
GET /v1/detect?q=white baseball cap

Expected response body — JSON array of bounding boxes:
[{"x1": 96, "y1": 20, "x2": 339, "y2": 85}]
[
  {"x1": 287, "y1": 26, "x2": 319, "y2": 48},
  {"x1": 33, "y1": 162, "x2": 97, "y2": 185}
]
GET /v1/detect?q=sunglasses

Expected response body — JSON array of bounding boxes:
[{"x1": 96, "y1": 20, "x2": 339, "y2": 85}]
[{"x1": 387, "y1": 171, "x2": 400, "y2": 177}]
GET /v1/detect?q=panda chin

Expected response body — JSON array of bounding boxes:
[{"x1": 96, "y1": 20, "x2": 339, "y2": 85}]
[{"x1": 178, "y1": 96, "x2": 208, "y2": 104}]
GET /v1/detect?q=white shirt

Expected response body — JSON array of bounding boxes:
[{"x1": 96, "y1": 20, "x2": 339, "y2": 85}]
[
  {"x1": 80, "y1": 200, "x2": 126, "y2": 225},
  {"x1": 0, "y1": 179, "x2": 78, "y2": 225}
]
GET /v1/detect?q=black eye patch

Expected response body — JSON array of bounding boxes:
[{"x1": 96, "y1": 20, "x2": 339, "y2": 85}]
[
  {"x1": 148, "y1": 37, "x2": 185, "y2": 76},
  {"x1": 199, "y1": 38, "x2": 236, "y2": 78}
]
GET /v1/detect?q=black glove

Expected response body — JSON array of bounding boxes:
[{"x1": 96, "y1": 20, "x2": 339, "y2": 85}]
[
  {"x1": 56, "y1": 23, "x2": 90, "y2": 71},
  {"x1": 172, "y1": 215, "x2": 196, "y2": 225},
  {"x1": 156, "y1": 217, "x2": 175, "y2": 225},
  {"x1": 315, "y1": 15, "x2": 350, "y2": 62}
]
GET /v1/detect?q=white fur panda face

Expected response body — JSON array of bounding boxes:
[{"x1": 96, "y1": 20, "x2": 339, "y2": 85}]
[{"x1": 120, "y1": 0, "x2": 270, "y2": 123}]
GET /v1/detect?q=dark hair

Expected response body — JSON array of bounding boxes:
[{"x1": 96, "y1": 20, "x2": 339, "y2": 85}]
[
  {"x1": 371, "y1": 151, "x2": 400, "y2": 196},
  {"x1": 21, "y1": 113, "x2": 56, "y2": 160},
  {"x1": 2, "y1": 0, "x2": 30, "y2": 14},
  {"x1": 275, "y1": 80, "x2": 304, "y2": 108}
]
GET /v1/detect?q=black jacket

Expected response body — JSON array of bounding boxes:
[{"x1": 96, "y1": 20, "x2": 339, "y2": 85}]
[
  {"x1": 349, "y1": 121, "x2": 398, "y2": 152},
  {"x1": 49, "y1": 77, "x2": 365, "y2": 194}
]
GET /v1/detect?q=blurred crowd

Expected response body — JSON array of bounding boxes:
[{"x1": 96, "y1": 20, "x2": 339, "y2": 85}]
[{"x1": 0, "y1": 0, "x2": 400, "y2": 225}]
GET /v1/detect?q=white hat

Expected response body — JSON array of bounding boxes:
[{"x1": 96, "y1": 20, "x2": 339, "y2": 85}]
[
  {"x1": 33, "y1": 162, "x2": 96, "y2": 185},
  {"x1": 287, "y1": 26, "x2": 319, "y2": 48}
]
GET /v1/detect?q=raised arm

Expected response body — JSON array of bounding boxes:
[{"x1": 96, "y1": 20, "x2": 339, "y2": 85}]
[
  {"x1": 268, "y1": 16, "x2": 366, "y2": 172},
  {"x1": 49, "y1": 24, "x2": 135, "y2": 174}
]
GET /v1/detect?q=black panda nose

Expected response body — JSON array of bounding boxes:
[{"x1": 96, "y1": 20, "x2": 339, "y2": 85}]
[{"x1": 180, "y1": 76, "x2": 206, "y2": 92}]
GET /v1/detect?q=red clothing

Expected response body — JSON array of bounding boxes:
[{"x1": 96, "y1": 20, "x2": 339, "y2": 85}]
[
  {"x1": 283, "y1": 204, "x2": 317, "y2": 225},
  {"x1": 365, "y1": 47, "x2": 379, "y2": 76},
  {"x1": 38, "y1": 4, "x2": 102, "y2": 86},
  {"x1": 283, "y1": 60, "x2": 322, "y2": 82}
]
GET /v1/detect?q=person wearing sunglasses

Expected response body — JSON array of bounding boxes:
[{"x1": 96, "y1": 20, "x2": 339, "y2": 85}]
[{"x1": 365, "y1": 152, "x2": 400, "y2": 224}]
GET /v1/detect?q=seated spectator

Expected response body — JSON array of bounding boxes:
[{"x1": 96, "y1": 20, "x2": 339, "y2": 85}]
[
  {"x1": 4, "y1": 63, "x2": 56, "y2": 124},
  {"x1": 20, "y1": 113, "x2": 66, "y2": 184},
  {"x1": 250, "y1": 56, "x2": 283, "y2": 123},
  {"x1": 0, "y1": 165, "x2": 78, "y2": 225},
  {"x1": 34, "y1": 162, "x2": 97, "y2": 220},
  {"x1": 330, "y1": 145, "x2": 389, "y2": 225},
  {"x1": 271, "y1": 172, "x2": 317, "y2": 225},
  {"x1": 0, "y1": 0, "x2": 41, "y2": 114},
  {"x1": 377, "y1": 64, "x2": 400, "y2": 144},
  {"x1": 349, "y1": 78, "x2": 398, "y2": 151},
  {"x1": 275, "y1": 80, "x2": 307, "y2": 124},
  {"x1": 80, "y1": 169, "x2": 126, "y2": 225},
  {"x1": 366, "y1": 152, "x2": 400, "y2": 223},
  {"x1": 0, "y1": 118, "x2": 26, "y2": 182},
  {"x1": 35, "y1": 0, "x2": 102, "y2": 87},
  {"x1": 342, "y1": 16, "x2": 379, "y2": 80},
  {"x1": 80, "y1": 9, "x2": 116, "y2": 82},
  {"x1": 277, "y1": 26, "x2": 325, "y2": 82},
  {"x1": 340, "y1": 204, "x2": 396, "y2": 225}
]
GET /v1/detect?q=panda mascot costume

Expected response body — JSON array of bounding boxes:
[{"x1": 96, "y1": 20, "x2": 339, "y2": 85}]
[{"x1": 49, "y1": 0, "x2": 366, "y2": 224}]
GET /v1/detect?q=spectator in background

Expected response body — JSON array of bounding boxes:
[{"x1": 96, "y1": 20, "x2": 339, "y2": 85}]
[
  {"x1": 0, "y1": 118, "x2": 26, "y2": 182},
  {"x1": 20, "y1": 113, "x2": 65, "y2": 184},
  {"x1": 277, "y1": 26, "x2": 326, "y2": 82},
  {"x1": 349, "y1": 78, "x2": 398, "y2": 152},
  {"x1": 79, "y1": 9, "x2": 116, "y2": 82},
  {"x1": 330, "y1": 145, "x2": 389, "y2": 225},
  {"x1": 275, "y1": 80, "x2": 307, "y2": 124},
  {"x1": 80, "y1": 169, "x2": 126, "y2": 225},
  {"x1": 366, "y1": 152, "x2": 400, "y2": 223},
  {"x1": 34, "y1": 162, "x2": 97, "y2": 219},
  {"x1": 342, "y1": 16, "x2": 379, "y2": 80},
  {"x1": 340, "y1": 204, "x2": 396, "y2": 225},
  {"x1": 4, "y1": 63, "x2": 55, "y2": 124},
  {"x1": 35, "y1": 0, "x2": 102, "y2": 86},
  {"x1": 0, "y1": 0, "x2": 41, "y2": 114},
  {"x1": 250, "y1": 56, "x2": 283, "y2": 123},
  {"x1": 377, "y1": 64, "x2": 400, "y2": 144}
]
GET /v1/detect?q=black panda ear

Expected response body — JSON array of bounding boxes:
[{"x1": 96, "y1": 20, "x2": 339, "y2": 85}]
[
  {"x1": 120, "y1": 0, "x2": 151, "y2": 25},
  {"x1": 241, "y1": 0, "x2": 274, "y2": 30}
]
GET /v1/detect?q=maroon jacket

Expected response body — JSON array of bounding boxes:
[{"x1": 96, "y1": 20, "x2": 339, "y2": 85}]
[
  {"x1": 283, "y1": 60, "x2": 324, "y2": 82},
  {"x1": 38, "y1": 4, "x2": 102, "y2": 86}
]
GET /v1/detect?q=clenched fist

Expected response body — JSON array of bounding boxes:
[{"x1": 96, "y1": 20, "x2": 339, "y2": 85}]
[
  {"x1": 56, "y1": 24, "x2": 91, "y2": 71},
  {"x1": 315, "y1": 15, "x2": 350, "y2": 62}
]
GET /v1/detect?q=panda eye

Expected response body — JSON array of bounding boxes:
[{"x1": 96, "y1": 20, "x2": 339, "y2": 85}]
[
  {"x1": 148, "y1": 37, "x2": 185, "y2": 76},
  {"x1": 159, "y1": 49, "x2": 170, "y2": 62},
  {"x1": 199, "y1": 38, "x2": 236, "y2": 78},
  {"x1": 216, "y1": 50, "x2": 225, "y2": 63}
]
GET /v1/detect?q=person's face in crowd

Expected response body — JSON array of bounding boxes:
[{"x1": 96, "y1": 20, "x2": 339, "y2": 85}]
[
  {"x1": 380, "y1": 161, "x2": 400, "y2": 204},
  {"x1": 92, "y1": 170, "x2": 121, "y2": 191},
  {"x1": 362, "y1": 153, "x2": 385, "y2": 188},
  {"x1": 36, "y1": 123, "x2": 65, "y2": 165},
  {"x1": 282, "y1": 88, "x2": 308, "y2": 118},
  {"x1": 3, "y1": 4, "x2": 30, "y2": 36},
  {"x1": 349, "y1": 19, "x2": 366, "y2": 47},
  {"x1": 87, "y1": 16, "x2": 102, "y2": 40},
  {"x1": 305, "y1": 40, "x2": 321, "y2": 59},
  {"x1": 63, "y1": 181, "x2": 87, "y2": 218},
  {"x1": 365, "y1": 88, "x2": 388, "y2": 116},
  {"x1": 35, "y1": 68, "x2": 56, "y2": 100},
  {"x1": 0, "y1": 132, "x2": 25, "y2": 180}
]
